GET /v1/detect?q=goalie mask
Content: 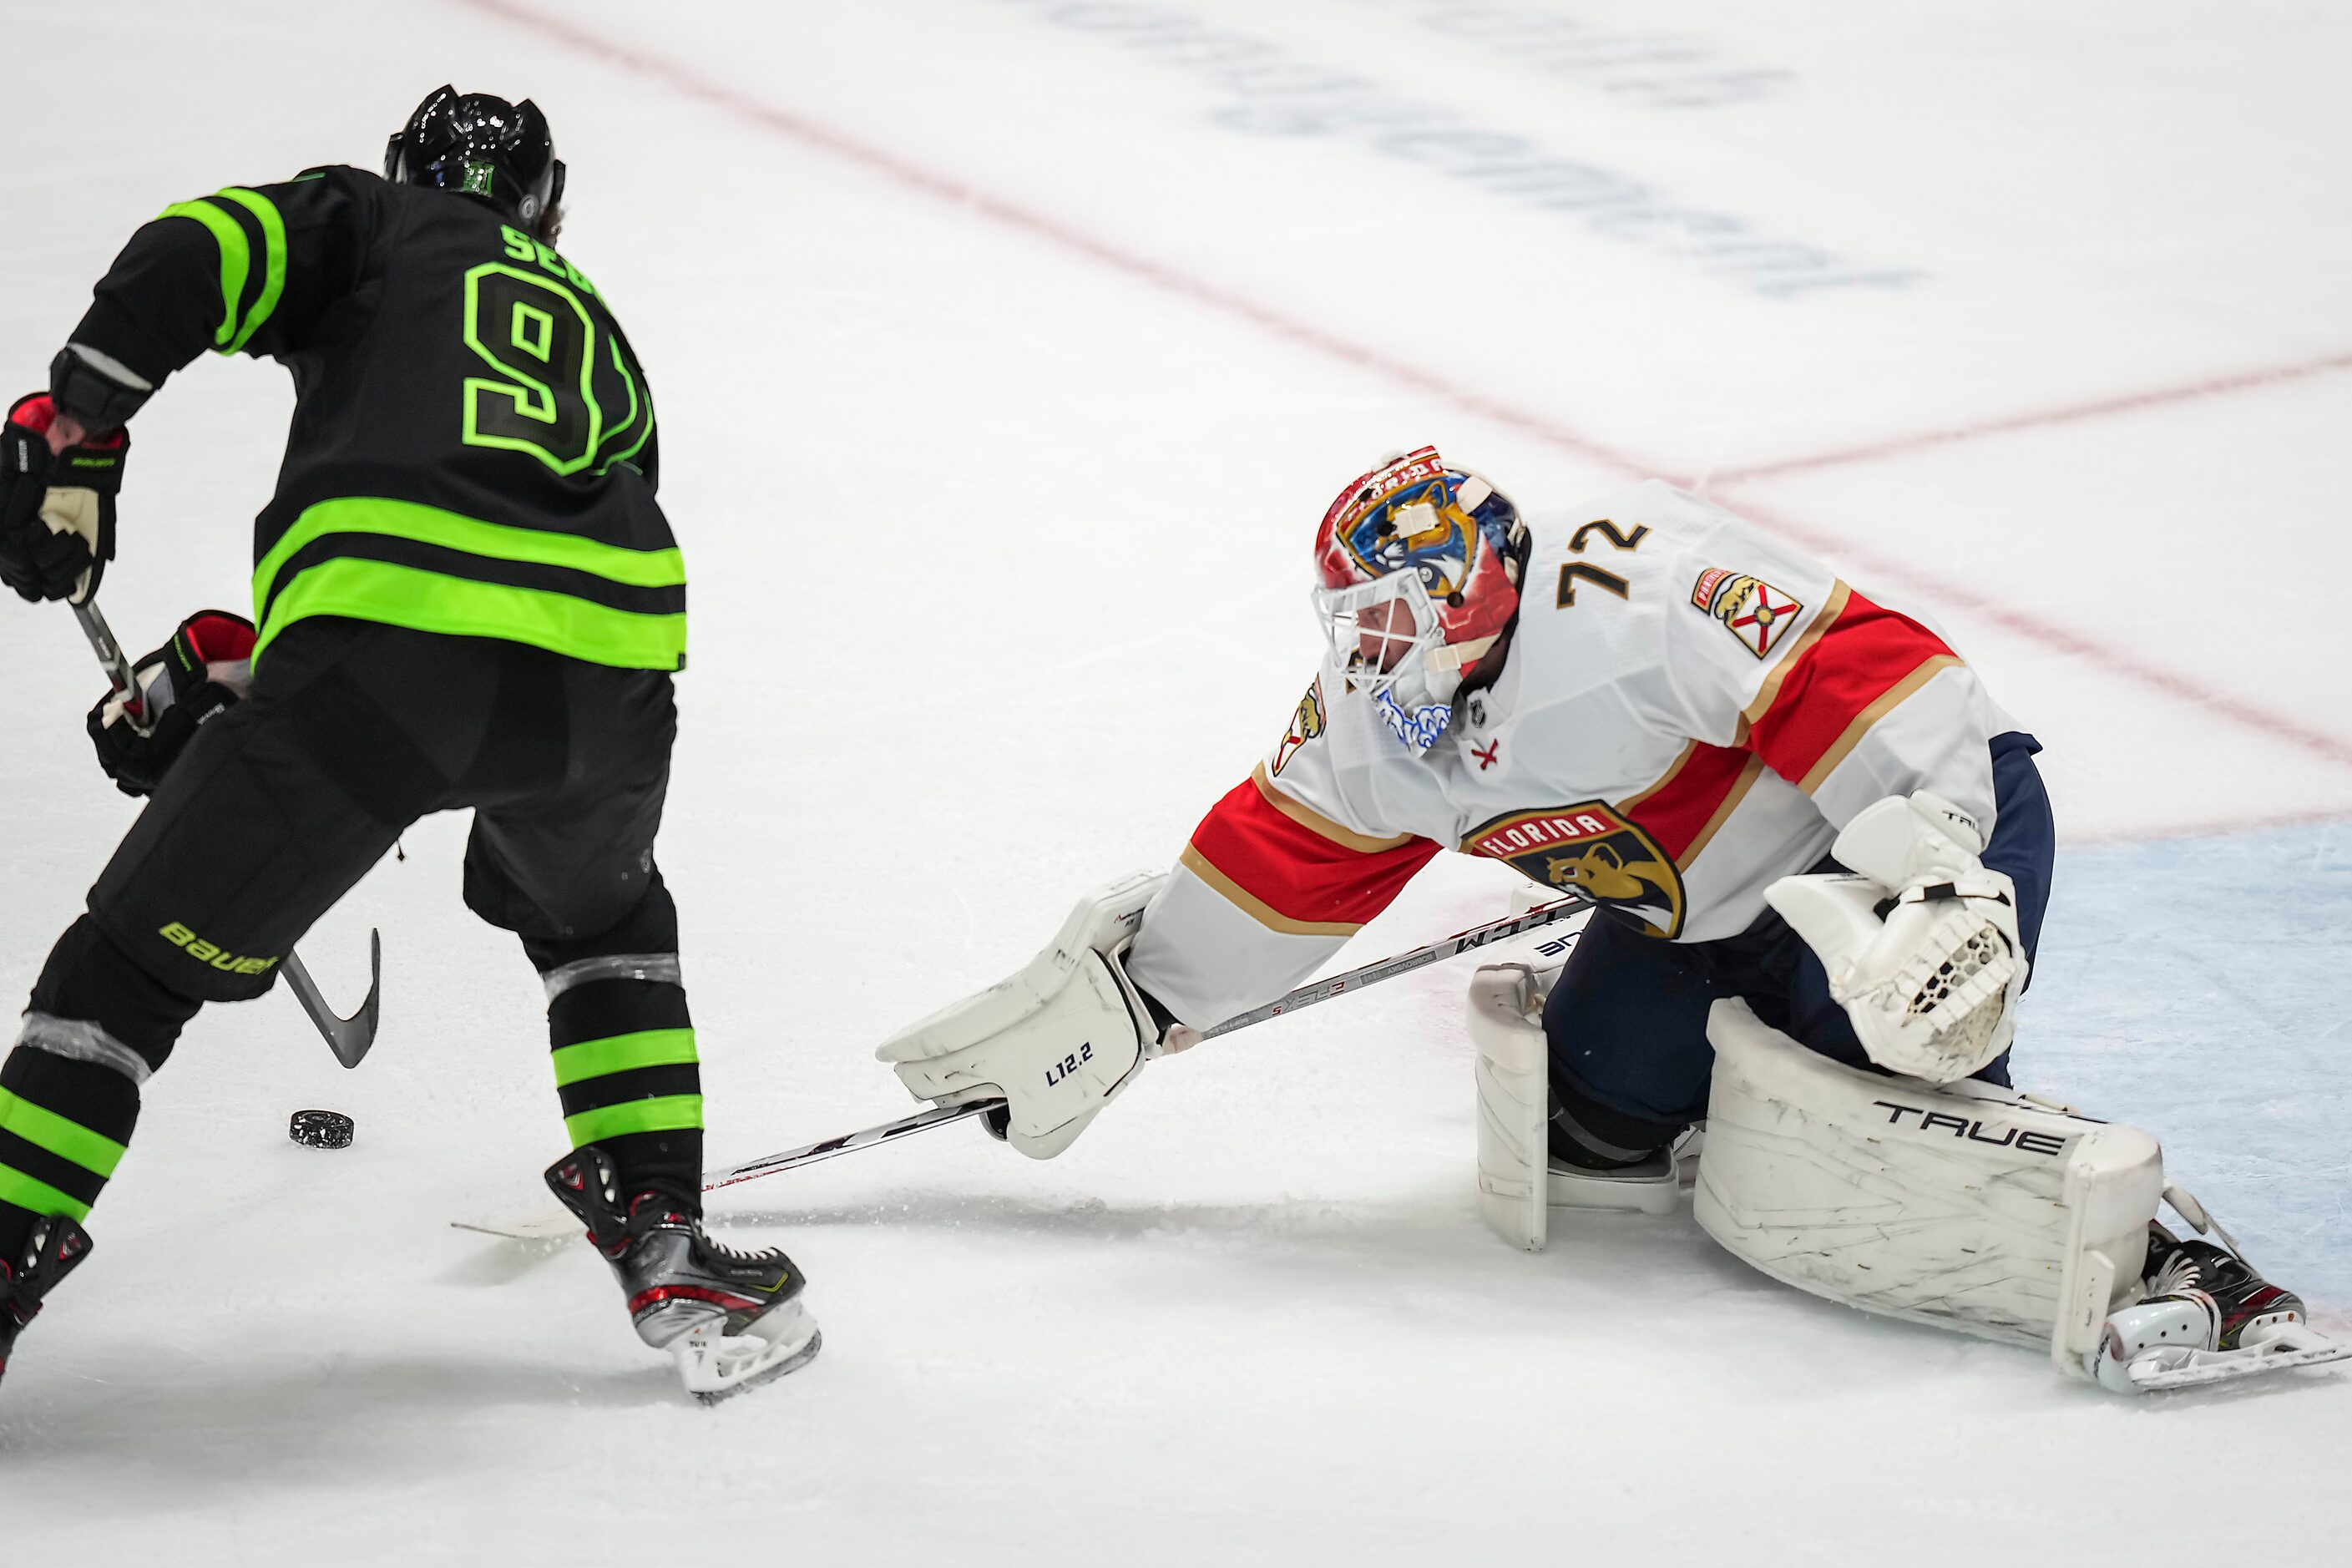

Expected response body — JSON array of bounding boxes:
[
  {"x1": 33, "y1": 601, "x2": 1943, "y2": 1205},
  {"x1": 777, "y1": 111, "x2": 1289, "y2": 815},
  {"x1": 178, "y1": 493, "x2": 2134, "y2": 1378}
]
[{"x1": 1311, "y1": 447, "x2": 1527, "y2": 754}]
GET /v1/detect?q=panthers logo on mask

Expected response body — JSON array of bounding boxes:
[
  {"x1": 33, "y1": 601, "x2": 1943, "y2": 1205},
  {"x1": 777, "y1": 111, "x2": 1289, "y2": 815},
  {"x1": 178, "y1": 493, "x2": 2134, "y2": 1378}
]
[
  {"x1": 1463, "y1": 802, "x2": 1687, "y2": 938},
  {"x1": 1330, "y1": 465, "x2": 1479, "y2": 602}
]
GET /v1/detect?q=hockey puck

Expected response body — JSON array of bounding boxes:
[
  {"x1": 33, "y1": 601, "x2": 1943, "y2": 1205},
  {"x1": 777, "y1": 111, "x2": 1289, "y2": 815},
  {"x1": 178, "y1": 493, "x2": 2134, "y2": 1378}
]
[{"x1": 289, "y1": 1109, "x2": 355, "y2": 1149}]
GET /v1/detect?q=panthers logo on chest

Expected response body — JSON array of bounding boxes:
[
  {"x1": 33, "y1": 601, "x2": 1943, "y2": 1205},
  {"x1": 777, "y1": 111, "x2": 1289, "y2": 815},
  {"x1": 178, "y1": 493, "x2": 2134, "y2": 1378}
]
[{"x1": 1461, "y1": 803, "x2": 1687, "y2": 938}]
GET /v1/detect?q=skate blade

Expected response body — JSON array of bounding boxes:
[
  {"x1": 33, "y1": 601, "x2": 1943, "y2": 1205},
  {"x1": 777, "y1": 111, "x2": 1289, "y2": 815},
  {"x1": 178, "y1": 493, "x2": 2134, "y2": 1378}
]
[
  {"x1": 690, "y1": 1328, "x2": 823, "y2": 1405},
  {"x1": 2127, "y1": 1335, "x2": 2352, "y2": 1393},
  {"x1": 675, "y1": 1299, "x2": 823, "y2": 1404}
]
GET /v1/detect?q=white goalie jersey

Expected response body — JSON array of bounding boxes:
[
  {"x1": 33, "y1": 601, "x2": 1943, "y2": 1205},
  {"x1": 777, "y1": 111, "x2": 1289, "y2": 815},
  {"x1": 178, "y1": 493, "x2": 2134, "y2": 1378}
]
[{"x1": 1125, "y1": 479, "x2": 2022, "y2": 1029}]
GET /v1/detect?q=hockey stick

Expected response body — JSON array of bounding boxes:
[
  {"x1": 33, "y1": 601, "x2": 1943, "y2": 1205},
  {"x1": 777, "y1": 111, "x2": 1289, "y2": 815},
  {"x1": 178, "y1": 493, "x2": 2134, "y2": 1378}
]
[
  {"x1": 71, "y1": 596, "x2": 383, "y2": 1068},
  {"x1": 454, "y1": 893, "x2": 1592, "y2": 1238},
  {"x1": 281, "y1": 930, "x2": 383, "y2": 1069},
  {"x1": 70, "y1": 596, "x2": 149, "y2": 732}
]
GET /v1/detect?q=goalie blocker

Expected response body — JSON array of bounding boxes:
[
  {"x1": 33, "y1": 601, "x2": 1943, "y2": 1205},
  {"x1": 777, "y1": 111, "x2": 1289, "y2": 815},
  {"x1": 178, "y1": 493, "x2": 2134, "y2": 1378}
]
[{"x1": 876, "y1": 873, "x2": 1169, "y2": 1159}]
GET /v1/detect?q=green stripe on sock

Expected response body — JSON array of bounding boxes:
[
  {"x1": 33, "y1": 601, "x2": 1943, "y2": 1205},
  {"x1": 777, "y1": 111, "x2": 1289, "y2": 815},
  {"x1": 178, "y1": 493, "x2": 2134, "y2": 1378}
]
[
  {"x1": 549, "y1": 1028, "x2": 698, "y2": 1090},
  {"x1": 0, "y1": 1161, "x2": 93, "y2": 1223},
  {"x1": 564, "y1": 1094, "x2": 703, "y2": 1148},
  {"x1": 0, "y1": 1088, "x2": 127, "y2": 1179}
]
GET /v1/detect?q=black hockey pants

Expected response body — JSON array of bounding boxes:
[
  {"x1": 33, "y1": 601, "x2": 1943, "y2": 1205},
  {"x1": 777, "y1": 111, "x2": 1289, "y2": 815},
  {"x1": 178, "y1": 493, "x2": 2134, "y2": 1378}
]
[
  {"x1": 0, "y1": 618, "x2": 706, "y2": 1261},
  {"x1": 1540, "y1": 731, "x2": 2055, "y2": 1165}
]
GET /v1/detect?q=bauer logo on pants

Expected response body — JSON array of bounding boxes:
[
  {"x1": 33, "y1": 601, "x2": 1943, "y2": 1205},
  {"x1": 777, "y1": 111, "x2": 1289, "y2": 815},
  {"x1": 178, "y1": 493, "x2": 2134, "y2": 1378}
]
[
  {"x1": 1691, "y1": 568, "x2": 1803, "y2": 660},
  {"x1": 158, "y1": 921, "x2": 280, "y2": 976},
  {"x1": 1461, "y1": 803, "x2": 1685, "y2": 938}
]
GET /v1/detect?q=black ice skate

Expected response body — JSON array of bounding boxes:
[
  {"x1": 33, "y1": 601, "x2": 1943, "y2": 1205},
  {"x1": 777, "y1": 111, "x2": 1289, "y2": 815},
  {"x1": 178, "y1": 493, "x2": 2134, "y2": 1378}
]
[
  {"x1": 0, "y1": 1216, "x2": 92, "y2": 1389},
  {"x1": 2142, "y1": 1222, "x2": 2309, "y2": 1348},
  {"x1": 2086, "y1": 1217, "x2": 2347, "y2": 1393},
  {"x1": 546, "y1": 1146, "x2": 821, "y2": 1403}
]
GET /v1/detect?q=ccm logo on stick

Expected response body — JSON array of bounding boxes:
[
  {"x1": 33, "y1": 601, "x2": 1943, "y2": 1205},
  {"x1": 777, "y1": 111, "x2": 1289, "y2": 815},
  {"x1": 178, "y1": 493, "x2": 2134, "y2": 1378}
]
[
  {"x1": 1871, "y1": 1100, "x2": 2069, "y2": 1157},
  {"x1": 1044, "y1": 1042, "x2": 1095, "y2": 1087}
]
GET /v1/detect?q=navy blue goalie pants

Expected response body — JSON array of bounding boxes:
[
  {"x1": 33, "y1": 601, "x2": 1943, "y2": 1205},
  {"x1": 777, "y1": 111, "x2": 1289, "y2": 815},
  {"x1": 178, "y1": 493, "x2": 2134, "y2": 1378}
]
[{"x1": 1539, "y1": 732, "x2": 2052, "y2": 1161}]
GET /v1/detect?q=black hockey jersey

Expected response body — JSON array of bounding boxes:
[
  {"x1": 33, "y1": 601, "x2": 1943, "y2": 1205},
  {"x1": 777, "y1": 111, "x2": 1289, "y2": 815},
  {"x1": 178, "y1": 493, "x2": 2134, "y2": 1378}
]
[{"x1": 58, "y1": 166, "x2": 680, "y2": 670}]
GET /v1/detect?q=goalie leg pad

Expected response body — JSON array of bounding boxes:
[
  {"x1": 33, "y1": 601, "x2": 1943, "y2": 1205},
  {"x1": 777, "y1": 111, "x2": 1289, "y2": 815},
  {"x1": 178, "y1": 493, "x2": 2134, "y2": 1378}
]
[
  {"x1": 1694, "y1": 996, "x2": 2162, "y2": 1352},
  {"x1": 1469, "y1": 964, "x2": 1550, "y2": 1251},
  {"x1": 1469, "y1": 961, "x2": 1681, "y2": 1252}
]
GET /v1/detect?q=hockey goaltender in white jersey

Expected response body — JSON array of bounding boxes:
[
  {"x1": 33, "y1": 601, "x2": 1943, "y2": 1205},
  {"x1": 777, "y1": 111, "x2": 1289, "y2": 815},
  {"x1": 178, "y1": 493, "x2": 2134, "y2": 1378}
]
[{"x1": 878, "y1": 448, "x2": 2345, "y2": 1395}]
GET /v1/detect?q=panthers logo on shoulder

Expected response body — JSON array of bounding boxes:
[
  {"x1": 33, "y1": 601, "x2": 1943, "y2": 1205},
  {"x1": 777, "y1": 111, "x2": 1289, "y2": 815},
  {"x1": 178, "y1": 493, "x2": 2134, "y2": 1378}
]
[
  {"x1": 1272, "y1": 677, "x2": 1327, "y2": 776},
  {"x1": 1462, "y1": 803, "x2": 1685, "y2": 938},
  {"x1": 1691, "y1": 567, "x2": 1803, "y2": 660}
]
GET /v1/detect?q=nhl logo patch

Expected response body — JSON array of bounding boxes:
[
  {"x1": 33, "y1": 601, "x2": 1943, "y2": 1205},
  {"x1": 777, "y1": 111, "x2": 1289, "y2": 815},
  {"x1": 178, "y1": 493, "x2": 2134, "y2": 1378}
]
[
  {"x1": 1272, "y1": 677, "x2": 1327, "y2": 776},
  {"x1": 1692, "y1": 568, "x2": 1803, "y2": 660},
  {"x1": 1461, "y1": 802, "x2": 1686, "y2": 938}
]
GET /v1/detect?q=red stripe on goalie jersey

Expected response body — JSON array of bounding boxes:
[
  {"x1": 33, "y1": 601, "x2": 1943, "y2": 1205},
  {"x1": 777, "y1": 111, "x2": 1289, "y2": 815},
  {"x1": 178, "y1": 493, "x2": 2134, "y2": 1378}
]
[
  {"x1": 1617, "y1": 741, "x2": 1762, "y2": 866},
  {"x1": 1185, "y1": 771, "x2": 1440, "y2": 933},
  {"x1": 1744, "y1": 587, "x2": 1962, "y2": 792}
]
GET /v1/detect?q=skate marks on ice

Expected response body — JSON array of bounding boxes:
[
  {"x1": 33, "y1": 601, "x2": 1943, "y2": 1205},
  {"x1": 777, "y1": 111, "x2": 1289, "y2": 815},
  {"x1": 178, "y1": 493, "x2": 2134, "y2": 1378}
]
[
  {"x1": 712, "y1": 1187, "x2": 1983, "y2": 1383},
  {"x1": 438, "y1": 1227, "x2": 577, "y2": 1282},
  {"x1": 711, "y1": 1182, "x2": 2352, "y2": 1405},
  {"x1": 0, "y1": 1349, "x2": 680, "y2": 1472}
]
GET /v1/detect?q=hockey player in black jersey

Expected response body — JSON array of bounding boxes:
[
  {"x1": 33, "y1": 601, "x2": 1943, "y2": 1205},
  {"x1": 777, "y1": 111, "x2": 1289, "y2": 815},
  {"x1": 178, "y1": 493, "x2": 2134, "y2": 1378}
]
[{"x1": 0, "y1": 88, "x2": 817, "y2": 1401}]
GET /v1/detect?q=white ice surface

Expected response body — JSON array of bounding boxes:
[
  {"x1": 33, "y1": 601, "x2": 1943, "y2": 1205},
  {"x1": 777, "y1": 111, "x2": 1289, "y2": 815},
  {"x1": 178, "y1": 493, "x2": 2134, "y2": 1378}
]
[{"x1": 2, "y1": 2, "x2": 2349, "y2": 1561}]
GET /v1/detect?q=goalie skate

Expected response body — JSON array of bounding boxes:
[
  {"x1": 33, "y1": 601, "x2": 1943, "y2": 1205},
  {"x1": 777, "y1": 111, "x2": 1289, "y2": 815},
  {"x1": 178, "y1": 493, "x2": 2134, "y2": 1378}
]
[
  {"x1": 546, "y1": 1146, "x2": 822, "y2": 1403},
  {"x1": 2086, "y1": 1220, "x2": 2351, "y2": 1394}
]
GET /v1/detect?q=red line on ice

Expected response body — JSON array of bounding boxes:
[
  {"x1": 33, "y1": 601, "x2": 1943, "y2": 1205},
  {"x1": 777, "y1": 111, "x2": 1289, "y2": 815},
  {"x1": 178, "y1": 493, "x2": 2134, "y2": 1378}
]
[
  {"x1": 1709, "y1": 352, "x2": 2352, "y2": 483},
  {"x1": 2070, "y1": 802, "x2": 2352, "y2": 847},
  {"x1": 451, "y1": 0, "x2": 2352, "y2": 775}
]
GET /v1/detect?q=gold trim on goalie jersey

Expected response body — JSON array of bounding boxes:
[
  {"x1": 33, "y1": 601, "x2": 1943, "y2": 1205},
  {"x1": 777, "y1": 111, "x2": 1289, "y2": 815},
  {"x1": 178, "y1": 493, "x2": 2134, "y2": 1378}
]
[
  {"x1": 1248, "y1": 764, "x2": 1418, "y2": 853},
  {"x1": 1461, "y1": 803, "x2": 1687, "y2": 938},
  {"x1": 1795, "y1": 654, "x2": 1963, "y2": 793},
  {"x1": 1176, "y1": 845, "x2": 1366, "y2": 938}
]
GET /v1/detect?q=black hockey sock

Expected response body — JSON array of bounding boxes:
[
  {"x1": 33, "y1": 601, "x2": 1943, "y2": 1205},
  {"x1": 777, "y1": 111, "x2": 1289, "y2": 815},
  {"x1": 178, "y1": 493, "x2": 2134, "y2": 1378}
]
[
  {"x1": 0, "y1": 1049, "x2": 142, "y2": 1264},
  {"x1": 545, "y1": 976, "x2": 702, "y2": 1199},
  {"x1": 529, "y1": 889, "x2": 701, "y2": 1202},
  {"x1": 2, "y1": 918, "x2": 197, "y2": 1259}
]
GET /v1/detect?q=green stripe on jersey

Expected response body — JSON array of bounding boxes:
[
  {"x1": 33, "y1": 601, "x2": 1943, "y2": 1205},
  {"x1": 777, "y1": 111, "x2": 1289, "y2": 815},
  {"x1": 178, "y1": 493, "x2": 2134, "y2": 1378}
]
[
  {"x1": 0, "y1": 1089, "x2": 126, "y2": 1179},
  {"x1": 252, "y1": 496, "x2": 685, "y2": 611},
  {"x1": 549, "y1": 1029, "x2": 699, "y2": 1090},
  {"x1": 156, "y1": 188, "x2": 288, "y2": 354},
  {"x1": 157, "y1": 197, "x2": 250, "y2": 351},
  {"x1": 210, "y1": 188, "x2": 288, "y2": 352},
  {"x1": 253, "y1": 557, "x2": 686, "y2": 670},
  {"x1": 564, "y1": 1094, "x2": 703, "y2": 1148}
]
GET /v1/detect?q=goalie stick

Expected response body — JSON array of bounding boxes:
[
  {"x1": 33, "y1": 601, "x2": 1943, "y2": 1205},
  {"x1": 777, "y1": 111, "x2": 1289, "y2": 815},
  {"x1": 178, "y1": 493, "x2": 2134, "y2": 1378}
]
[
  {"x1": 453, "y1": 893, "x2": 1595, "y2": 1239},
  {"x1": 71, "y1": 595, "x2": 383, "y2": 1067}
]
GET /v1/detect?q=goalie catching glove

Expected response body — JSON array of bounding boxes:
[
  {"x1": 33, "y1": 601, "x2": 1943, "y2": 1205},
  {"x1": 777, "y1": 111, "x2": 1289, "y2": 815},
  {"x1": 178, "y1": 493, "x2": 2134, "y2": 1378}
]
[
  {"x1": 87, "y1": 609, "x2": 255, "y2": 797},
  {"x1": 1764, "y1": 790, "x2": 2026, "y2": 1084},
  {"x1": 877, "y1": 872, "x2": 1170, "y2": 1159}
]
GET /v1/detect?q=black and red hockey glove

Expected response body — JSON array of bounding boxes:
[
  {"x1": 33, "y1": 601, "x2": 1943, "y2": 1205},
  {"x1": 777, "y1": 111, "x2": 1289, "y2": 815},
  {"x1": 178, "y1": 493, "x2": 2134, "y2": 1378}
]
[
  {"x1": 87, "y1": 609, "x2": 255, "y2": 797},
  {"x1": 0, "y1": 393, "x2": 127, "y2": 604}
]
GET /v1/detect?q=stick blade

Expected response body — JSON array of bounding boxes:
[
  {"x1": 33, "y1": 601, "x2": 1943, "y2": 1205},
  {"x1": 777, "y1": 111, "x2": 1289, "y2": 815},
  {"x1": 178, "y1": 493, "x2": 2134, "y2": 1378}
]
[
  {"x1": 450, "y1": 1211, "x2": 579, "y2": 1242},
  {"x1": 334, "y1": 928, "x2": 383, "y2": 1070}
]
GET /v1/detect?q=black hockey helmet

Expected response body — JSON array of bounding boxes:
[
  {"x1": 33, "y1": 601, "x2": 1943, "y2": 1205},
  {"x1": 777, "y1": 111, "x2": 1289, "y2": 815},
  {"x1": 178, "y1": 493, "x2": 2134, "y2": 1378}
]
[{"x1": 383, "y1": 85, "x2": 565, "y2": 230}]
